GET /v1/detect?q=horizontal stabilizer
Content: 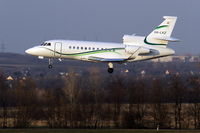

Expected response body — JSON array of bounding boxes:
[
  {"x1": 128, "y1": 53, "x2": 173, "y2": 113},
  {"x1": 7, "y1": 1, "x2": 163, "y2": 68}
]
[{"x1": 154, "y1": 37, "x2": 180, "y2": 42}]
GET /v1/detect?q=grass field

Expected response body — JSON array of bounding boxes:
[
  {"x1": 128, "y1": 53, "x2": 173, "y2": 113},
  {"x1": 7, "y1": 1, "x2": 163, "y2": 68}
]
[{"x1": 0, "y1": 129, "x2": 200, "y2": 133}]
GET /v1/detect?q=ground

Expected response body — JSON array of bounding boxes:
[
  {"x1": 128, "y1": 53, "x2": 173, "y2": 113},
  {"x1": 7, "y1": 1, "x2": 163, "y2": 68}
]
[{"x1": 0, "y1": 129, "x2": 200, "y2": 133}]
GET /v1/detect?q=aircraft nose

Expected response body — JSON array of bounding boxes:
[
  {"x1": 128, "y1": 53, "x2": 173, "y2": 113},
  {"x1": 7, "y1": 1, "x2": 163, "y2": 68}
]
[
  {"x1": 25, "y1": 46, "x2": 50, "y2": 56},
  {"x1": 25, "y1": 48, "x2": 35, "y2": 55},
  {"x1": 25, "y1": 47, "x2": 39, "y2": 55},
  {"x1": 25, "y1": 48, "x2": 32, "y2": 54}
]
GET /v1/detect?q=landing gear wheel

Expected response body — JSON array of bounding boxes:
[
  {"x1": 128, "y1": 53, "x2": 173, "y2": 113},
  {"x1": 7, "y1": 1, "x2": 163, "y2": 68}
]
[
  {"x1": 107, "y1": 62, "x2": 114, "y2": 73},
  {"x1": 48, "y1": 64, "x2": 53, "y2": 69},
  {"x1": 108, "y1": 68, "x2": 114, "y2": 73},
  {"x1": 48, "y1": 58, "x2": 53, "y2": 69}
]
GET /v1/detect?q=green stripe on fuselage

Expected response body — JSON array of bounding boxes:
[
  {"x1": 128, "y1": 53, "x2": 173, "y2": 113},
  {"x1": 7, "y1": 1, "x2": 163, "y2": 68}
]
[{"x1": 40, "y1": 47, "x2": 124, "y2": 56}]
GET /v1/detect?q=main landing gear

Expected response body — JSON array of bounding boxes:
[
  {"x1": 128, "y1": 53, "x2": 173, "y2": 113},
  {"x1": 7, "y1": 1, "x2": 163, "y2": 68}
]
[
  {"x1": 107, "y1": 62, "x2": 114, "y2": 73},
  {"x1": 48, "y1": 58, "x2": 53, "y2": 69}
]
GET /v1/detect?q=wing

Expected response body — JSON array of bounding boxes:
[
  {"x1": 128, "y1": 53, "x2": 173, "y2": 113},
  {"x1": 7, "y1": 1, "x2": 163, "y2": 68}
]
[{"x1": 88, "y1": 56, "x2": 126, "y2": 62}]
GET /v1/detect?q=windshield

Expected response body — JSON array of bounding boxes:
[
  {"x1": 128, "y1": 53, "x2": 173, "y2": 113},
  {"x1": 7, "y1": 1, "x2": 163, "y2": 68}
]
[{"x1": 41, "y1": 43, "x2": 51, "y2": 46}]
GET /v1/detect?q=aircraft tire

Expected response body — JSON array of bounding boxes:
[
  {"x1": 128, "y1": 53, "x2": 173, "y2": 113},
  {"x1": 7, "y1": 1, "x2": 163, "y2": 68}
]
[
  {"x1": 48, "y1": 65, "x2": 53, "y2": 69},
  {"x1": 108, "y1": 68, "x2": 114, "y2": 73}
]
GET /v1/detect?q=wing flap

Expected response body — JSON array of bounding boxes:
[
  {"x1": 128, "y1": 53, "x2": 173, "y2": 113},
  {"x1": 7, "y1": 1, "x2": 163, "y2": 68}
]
[{"x1": 88, "y1": 56, "x2": 126, "y2": 62}]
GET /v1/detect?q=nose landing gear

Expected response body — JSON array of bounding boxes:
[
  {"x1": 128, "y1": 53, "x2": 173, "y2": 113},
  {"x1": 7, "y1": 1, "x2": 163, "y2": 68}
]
[
  {"x1": 107, "y1": 62, "x2": 114, "y2": 73},
  {"x1": 48, "y1": 58, "x2": 53, "y2": 69}
]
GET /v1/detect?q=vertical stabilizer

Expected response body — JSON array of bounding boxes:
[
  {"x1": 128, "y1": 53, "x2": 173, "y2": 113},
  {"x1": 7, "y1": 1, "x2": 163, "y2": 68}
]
[{"x1": 145, "y1": 16, "x2": 178, "y2": 47}]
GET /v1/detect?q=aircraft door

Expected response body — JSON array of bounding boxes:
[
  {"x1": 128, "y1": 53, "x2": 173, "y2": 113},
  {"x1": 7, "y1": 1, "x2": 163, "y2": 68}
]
[{"x1": 54, "y1": 42, "x2": 62, "y2": 58}]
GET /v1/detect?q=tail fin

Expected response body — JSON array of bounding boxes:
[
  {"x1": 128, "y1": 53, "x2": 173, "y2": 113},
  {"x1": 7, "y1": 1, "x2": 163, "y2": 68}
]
[{"x1": 145, "y1": 16, "x2": 178, "y2": 47}]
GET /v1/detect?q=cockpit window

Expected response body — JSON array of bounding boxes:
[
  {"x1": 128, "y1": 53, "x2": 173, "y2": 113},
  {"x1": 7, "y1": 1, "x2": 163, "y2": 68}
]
[{"x1": 41, "y1": 43, "x2": 51, "y2": 46}]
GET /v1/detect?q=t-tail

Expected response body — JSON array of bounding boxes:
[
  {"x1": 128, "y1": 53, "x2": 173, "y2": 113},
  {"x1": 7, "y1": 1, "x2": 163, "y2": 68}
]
[{"x1": 144, "y1": 16, "x2": 179, "y2": 47}]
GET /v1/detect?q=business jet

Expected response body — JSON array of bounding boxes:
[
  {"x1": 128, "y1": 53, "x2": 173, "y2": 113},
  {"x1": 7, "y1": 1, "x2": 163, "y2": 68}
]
[{"x1": 25, "y1": 16, "x2": 179, "y2": 73}]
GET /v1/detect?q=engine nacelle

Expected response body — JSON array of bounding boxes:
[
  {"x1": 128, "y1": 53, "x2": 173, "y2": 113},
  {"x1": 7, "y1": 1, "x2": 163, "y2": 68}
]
[
  {"x1": 125, "y1": 45, "x2": 150, "y2": 55},
  {"x1": 123, "y1": 35, "x2": 145, "y2": 44},
  {"x1": 138, "y1": 47, "x2": 151, "y2": 55}
]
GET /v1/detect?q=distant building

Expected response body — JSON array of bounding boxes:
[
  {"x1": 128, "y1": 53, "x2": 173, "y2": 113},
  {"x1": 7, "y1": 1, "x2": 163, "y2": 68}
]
[
  {"x1": 7, "y1": 76, "x2": 13, "y2": 81},
  {"x1": 141, "y1": 70, "x2": 146, "y2": 76},
  {"x1": 165, "y1": 70, "x2": 170, "y2": 75},
  {"x1": 151, "y1": 56, "x2": 200, "y2": 62},
  {"x1": 190, "y1": 56, "x2": 200, "y2": 62}
]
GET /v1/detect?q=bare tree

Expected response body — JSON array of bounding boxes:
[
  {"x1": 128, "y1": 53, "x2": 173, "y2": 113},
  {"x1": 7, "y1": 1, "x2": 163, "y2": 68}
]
[
  {"x1": 187, "y1": 75, "x2": 200, "y2": 129},
  {"x1": 170, "y1": 75, "x2": 185, "y2": 129},
  {"x1": 133, "y1": 80, "x2": 147, "y2": 128},
  {"x1": 62, "y1": 70, "x2": 81, "y2": 128},
  {"x1": 87, "y1": 67, "x2": 105, "y2": 128},
  {"x1": 0, "y1": 74, "x2": 9, "y2": 128},
  {"x1": 150, "y1": 79, "x2": 170, "y2": 128},
  {"x1": 12, "y1": 78, "x2": 37, "y2": 128},
  {"x1": 121, "y1": 78, "x2": 148, "y2": 129},
  {"x1": 106, "y1": 75, "x2": 126, "y2": 128}
]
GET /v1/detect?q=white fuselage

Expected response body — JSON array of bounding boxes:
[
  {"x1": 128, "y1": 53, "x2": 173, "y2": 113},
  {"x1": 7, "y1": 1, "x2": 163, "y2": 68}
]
[{"x1": 25, "y1": 39, "x2": 175, "y2": 63}]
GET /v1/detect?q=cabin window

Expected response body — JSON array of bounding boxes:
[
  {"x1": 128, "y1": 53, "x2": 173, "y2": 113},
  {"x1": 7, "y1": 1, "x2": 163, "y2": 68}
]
[
  {"x1": 92, "y1": 47, "x2": 95, "y2": 50},
  {"x1": 81, "y1": 47, "x2": 83, "y2": 50},
  {"x1": 97, "y1": 48, "x2": 99, "y2": 50},
  {"x1": 73, "y1": 46, "x2": 75, "y2": 49},
  {"x1": 89, "y1": 47, "x2": 91, "y2": 50},
  {"x1": 101, "y1": 48, "x2": 103, "y2": 50},
  {"x1": 85, "y1": 47, "x2": 87, "y2": 50},
  {"x1": 77, "y1": 46, "x2": 79, "y2": 49},
  {"x1": 69, "y1": 46, "x2": 71, "y2": 49}
]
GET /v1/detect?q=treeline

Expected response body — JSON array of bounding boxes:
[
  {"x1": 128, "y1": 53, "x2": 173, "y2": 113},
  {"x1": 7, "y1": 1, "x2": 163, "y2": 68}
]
[{"x1": 0, "y1": 69, "x2": 200, "y2": 129}]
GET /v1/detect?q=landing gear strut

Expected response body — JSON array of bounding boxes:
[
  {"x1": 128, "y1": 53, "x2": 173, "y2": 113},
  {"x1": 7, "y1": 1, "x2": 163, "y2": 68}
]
[
  {"x1": 107, "y1": 62, "x2": 114, "y2": 73},
  {"x1": 48, "y1": 58, "x2": 53, "y2": 69}
]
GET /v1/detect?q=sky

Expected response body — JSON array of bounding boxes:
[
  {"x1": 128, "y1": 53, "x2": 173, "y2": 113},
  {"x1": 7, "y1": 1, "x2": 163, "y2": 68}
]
[{"x1": 0, "y1": 0, "x2": 199, "y2": 55}]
